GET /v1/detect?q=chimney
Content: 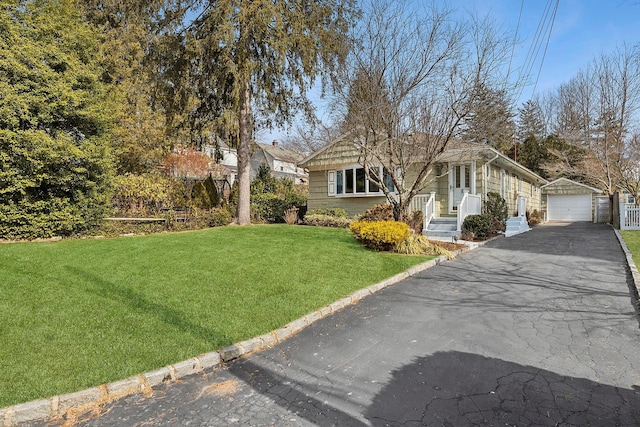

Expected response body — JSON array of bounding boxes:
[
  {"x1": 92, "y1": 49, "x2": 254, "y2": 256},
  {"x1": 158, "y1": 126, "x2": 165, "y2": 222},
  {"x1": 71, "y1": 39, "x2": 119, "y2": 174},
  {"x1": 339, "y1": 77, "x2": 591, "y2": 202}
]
[{"x1": 272, "y1": 140, "x2": 279, "y2": 147}]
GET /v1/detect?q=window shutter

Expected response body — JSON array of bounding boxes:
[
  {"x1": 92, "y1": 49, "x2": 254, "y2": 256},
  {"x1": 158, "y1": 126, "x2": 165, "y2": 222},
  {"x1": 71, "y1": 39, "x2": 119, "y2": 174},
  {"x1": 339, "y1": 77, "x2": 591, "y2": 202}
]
[{"x1": 328, "y1": 170, "x2": 336, "y2": 196}]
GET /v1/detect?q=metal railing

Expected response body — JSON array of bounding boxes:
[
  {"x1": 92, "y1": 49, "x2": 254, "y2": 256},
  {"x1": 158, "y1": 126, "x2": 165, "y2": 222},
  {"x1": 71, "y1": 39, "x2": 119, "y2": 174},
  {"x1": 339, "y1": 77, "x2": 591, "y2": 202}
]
[{"x1": 457, "y1": 192, "x2": 482, "y2": 232}]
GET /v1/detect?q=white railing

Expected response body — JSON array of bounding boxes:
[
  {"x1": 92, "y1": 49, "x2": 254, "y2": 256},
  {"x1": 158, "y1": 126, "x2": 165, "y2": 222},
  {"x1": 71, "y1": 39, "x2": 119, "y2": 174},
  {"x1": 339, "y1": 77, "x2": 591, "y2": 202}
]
[
  {"x1": 423, "y1": 192, "x2": 436, "y2": 232},
  {"x1": 517, "y1": 196, "x2": 527, "y2": 217},
  {"x1": 457, "y1": 192, "x2": 482, "y2": 232},
  {"x1": 620, "y1": 202, "x2": 640, "y2": 230},
  {"x1": 408, "y1": 193, "x2": 431, "y2": 214}
]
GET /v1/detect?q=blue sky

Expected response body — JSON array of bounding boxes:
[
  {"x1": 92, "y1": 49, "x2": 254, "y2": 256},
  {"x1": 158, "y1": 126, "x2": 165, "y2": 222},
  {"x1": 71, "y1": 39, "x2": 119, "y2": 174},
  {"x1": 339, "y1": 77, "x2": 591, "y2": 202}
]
[{"x1": 260, "y1": 0, "x2": 640, "y2": 144}]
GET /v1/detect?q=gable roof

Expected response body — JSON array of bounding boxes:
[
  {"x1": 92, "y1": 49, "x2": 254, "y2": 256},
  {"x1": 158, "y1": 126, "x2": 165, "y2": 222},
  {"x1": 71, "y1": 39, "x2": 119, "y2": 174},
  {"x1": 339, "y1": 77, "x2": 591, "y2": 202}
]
[
  {"x1": 256, "y1": 142, "x2": 304, "y2": 164},
  {"x1": 541, "y1": 178, "x2": 602, "y2": 193},
  {"x1": 300, "y1": 133, "x2": 547, "y2": 185}
]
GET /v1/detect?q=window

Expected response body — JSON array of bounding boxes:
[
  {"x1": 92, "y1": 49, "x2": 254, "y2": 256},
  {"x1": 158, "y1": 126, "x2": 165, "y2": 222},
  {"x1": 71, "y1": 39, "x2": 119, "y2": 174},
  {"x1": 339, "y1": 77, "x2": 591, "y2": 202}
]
[{"x1": 329, "y1": 166, "x2": 395, "y2": 196}]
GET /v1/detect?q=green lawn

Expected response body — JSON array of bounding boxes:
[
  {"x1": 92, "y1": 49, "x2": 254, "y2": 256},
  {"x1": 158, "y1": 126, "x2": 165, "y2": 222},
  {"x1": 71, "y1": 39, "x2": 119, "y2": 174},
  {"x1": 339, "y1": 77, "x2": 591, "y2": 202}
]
[
  {"x1": 0, "y1": 225, "x2": 430, "y2": 407},
  {"x1": 621, "y1": 230, "x2": 640, "y2": 266}
]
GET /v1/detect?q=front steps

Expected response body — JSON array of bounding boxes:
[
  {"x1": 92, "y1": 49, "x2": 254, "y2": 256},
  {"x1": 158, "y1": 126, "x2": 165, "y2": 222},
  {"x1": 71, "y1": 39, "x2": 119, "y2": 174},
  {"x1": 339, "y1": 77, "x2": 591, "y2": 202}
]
[
  {"x1": 505, "y1": 216, "x2": 530, "y2": 237},
  {"x1": 424, "y1": 217, "x2": 458, "y2": 240}
]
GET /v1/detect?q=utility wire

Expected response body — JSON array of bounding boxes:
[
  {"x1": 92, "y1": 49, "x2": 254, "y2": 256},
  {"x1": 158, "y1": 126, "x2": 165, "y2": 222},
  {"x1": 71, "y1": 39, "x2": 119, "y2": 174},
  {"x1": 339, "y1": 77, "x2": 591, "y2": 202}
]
[
  {"x1": 506, "y1": 0, "x2": 525, "y2": 90},
  {"x1": 530, "y1": 0, "x2": 559, "y2": 99}
]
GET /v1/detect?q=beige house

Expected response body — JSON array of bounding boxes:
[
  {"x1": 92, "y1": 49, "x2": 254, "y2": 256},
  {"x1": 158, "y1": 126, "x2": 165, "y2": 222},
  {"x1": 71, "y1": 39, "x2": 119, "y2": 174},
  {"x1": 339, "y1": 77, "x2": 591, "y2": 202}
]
[{"x1": 300, "y1": 138, "x2": 548, "y2": 238}]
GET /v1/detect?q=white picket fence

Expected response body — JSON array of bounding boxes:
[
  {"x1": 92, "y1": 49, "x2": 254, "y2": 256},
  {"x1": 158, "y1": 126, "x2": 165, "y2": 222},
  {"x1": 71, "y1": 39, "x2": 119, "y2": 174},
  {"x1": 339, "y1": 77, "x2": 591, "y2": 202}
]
[{"x1": 620, "y1": 203, "x2": 640, "y2": 230}]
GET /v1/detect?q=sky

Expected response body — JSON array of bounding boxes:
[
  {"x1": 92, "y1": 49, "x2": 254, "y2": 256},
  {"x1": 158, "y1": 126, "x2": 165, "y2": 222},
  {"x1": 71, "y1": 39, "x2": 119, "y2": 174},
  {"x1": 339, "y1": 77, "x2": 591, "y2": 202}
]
[{"x1": 260, "y1": 0, "x2": 640, "y2": 145}]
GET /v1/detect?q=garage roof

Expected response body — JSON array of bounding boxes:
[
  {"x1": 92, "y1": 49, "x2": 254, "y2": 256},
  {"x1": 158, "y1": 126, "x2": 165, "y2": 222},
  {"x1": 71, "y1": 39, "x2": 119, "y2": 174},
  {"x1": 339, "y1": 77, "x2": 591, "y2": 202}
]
[{"x1": 541, "y1": 178, "x2": 602, "y2": 193}]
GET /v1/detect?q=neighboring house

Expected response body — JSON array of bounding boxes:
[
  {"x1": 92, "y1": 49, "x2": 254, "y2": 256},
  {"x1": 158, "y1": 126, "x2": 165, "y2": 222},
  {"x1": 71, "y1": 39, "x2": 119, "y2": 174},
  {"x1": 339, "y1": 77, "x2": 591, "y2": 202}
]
[
  {"x1": 202, "y1": 139, "x2": 308, "y2": 186},
  {"x1": 251, "y1": 140, "x2": 309, "y2": 185},
  {"x1": 202, "y1": 140, "x2": 238, "y2": 185},
  {"x1": 541, "y1": 178, "x2": 603, "y2": 222},
  {"x1": 300, "y1": 137, "x2": 548, "y2": 238}
]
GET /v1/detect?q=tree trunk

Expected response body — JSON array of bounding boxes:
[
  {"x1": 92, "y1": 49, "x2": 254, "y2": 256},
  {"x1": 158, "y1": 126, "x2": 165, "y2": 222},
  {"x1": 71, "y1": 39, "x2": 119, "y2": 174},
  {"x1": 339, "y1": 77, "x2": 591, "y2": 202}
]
[{"x1": 236, "y1": 76, "x2": 252, "y2": 225}]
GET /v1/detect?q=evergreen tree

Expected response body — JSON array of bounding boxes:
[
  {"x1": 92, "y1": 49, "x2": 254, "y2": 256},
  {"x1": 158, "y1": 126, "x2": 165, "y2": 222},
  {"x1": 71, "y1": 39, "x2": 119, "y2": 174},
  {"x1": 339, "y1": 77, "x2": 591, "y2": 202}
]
[
  {"x1": 462, "y1": 82, "x2": 515, "y2": 154},
  {"x1": 517, "y1": 99, "x2": 546, "y2": 141},
  {"x1": 0, "y1": 0, "x2": 114, "y2": 238},
  {"x1": 188, "y1": 0, "x2": 356, "y2": 225},
  {"x1": 82, "y1": 0, "x2": 188, "y2": 174}
]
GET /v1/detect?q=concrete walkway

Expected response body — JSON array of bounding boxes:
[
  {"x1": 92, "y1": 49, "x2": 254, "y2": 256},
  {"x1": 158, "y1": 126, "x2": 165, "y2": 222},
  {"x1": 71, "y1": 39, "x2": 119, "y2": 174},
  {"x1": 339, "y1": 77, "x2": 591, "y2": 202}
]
[{"x1": 47, "y1": 223, "x2": 640, "y2": 425}]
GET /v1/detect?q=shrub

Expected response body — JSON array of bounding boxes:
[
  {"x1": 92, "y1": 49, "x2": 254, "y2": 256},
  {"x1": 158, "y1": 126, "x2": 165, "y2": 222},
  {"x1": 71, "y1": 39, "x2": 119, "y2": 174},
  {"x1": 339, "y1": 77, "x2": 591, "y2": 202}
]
[
  {"x1": 462, "y1": 214, "x2": 494, "y2": 241},
  {"x1": 284, "y1": 207, "x2": 299, "y2": 225},
  {"x1": 359, "y1": 204, "x2": 394, "y2": 221},
  {"x1": 209, "y1": 208, "x2": 232, "y2": 227},
  {"x1": 350, "y1": 220, "x2": 410, "y2": 251},
  {"x1": 405, "y1": 210, "x2": 424, "y2": 234},
  {"x1": 527, "y1": 209, "x2": 543, "y2": 226},
  {"x1": 306, "y1": 208, "x2": 349, "y2": 218},
  {"x1": 191, "y1": 181, "x2": 212, "y2": 210},
  {"x1": 484, "y1": 191, "x2": 508, "y2": 230},
  {"x1": 112, "y1": 173, "x2": 186, "y2": 215},
  {"x1": 247, "y1": 166, "x2": 307, "y2": 223},
  {"x1": 393, "y1": 234, "x2": 431, "y2": 255},
  {"x1": 303, "y1": 214, "x2": 352, "y2": 228}
]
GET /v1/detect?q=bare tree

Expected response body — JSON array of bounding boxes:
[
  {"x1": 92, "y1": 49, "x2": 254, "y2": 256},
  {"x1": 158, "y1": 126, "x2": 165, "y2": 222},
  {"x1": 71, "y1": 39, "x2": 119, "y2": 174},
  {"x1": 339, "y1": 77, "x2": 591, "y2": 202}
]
[
  {"x1": 281, "y1": 121, "x2": 342, "y2": 156},
  {"x1": 333, "y1": 0, "x2": 512, "y2": 220},
  {"x1": 552, "y1": 45, "x2": 640, "y2": 196}
]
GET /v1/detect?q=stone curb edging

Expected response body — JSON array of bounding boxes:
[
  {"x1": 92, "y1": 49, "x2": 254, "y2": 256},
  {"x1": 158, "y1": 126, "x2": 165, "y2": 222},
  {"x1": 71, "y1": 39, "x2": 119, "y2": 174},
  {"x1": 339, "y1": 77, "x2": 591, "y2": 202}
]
[
  {"x1": 0, "y1": 239, "x2": 490, "y2": 427},
  {"x1": 613, "y1": 228, "x2": 640, "y2": 300}
]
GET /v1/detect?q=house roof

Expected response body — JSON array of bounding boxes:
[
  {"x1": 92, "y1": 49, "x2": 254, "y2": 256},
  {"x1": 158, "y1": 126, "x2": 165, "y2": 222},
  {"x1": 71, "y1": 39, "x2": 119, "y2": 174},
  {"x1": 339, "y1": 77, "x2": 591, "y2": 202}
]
[
  {"x1": 256, "y1": 142, "x2": 304, "y2": 165},
  {"x1": 541, "y1": 178, "x2": 602, "y2": 193},
  {"x1": 300, "y1": 133, "x2": 548, "y2": 185}
]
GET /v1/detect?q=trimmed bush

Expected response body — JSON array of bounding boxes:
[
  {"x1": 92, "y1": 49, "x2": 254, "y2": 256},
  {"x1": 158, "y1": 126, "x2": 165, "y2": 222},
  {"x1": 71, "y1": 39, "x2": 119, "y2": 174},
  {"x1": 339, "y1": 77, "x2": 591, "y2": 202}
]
[
  {"x1": 306, "y1": 208, "x2": 349, "y2": 218},
  {"x1": 462, "y1": 214, "x2": 493, "y2": 241},
  {"x1": 350, "y1": 220, "x2": 410, "y2": 251},
  {"x1": 304, "y1": 214, "x2": 352, "y2": 228}
]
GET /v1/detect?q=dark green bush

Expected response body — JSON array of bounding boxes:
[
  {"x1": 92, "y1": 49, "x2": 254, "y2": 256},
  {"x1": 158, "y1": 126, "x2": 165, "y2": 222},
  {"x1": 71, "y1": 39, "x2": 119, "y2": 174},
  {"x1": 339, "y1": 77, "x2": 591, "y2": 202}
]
[
  {"x1": 462, "y1": 214, "x2": 494, "y2": 241},
  {"x1": 248, "y1": 166, "x2": 307, "y2": 223},
  {"x1": 484, "y1": 192, "x2": 508, "y2": 230}
]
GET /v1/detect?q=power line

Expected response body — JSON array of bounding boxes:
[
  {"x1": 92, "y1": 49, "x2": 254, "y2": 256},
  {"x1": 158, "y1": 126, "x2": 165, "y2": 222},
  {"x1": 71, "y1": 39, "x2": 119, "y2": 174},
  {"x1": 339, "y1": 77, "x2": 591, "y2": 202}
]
[
  {"x1": 513, "y1": 0, "x2": 559, "y2": 104},
  {"x1": 530, "y1": 0, "x2": 559, "y2": 99}
]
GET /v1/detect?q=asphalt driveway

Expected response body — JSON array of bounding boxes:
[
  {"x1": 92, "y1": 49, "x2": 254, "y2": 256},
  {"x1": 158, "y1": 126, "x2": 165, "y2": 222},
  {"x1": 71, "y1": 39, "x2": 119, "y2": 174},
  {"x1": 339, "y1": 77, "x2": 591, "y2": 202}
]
[{"x1": 64, "y1": 223, "x2": 640, "y2": 426}]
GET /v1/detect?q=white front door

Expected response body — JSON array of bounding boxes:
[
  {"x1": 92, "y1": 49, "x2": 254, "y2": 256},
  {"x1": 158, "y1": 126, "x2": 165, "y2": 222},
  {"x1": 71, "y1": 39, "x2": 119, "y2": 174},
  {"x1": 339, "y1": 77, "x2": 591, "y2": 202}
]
[{"x1": 449, "y1": 163, "x2": 473, "y2": 212}]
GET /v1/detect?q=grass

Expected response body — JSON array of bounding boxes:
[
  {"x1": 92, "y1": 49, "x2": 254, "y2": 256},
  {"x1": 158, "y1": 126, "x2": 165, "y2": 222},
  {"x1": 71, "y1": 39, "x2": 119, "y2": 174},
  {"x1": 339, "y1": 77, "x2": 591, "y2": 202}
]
[
  {"x1": 621, "y1": 230, "x2": 640, "y2": 266},
  {"x1": 0, "y1": 225, "x2": 431, "y2": 407}
]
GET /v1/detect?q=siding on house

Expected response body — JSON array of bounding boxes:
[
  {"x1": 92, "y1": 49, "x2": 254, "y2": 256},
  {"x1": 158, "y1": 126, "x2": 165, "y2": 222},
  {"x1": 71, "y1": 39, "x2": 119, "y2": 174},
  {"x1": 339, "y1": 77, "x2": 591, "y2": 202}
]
[
  {"x1": 302, "y1": 138, "x2": 547, "y2": 218},
  {"x1": 307, "y1": 170, "x2": 388, "y2": 216},
  {"x1": 478, "y1": 163, "x2": 542, "y2": 215}
]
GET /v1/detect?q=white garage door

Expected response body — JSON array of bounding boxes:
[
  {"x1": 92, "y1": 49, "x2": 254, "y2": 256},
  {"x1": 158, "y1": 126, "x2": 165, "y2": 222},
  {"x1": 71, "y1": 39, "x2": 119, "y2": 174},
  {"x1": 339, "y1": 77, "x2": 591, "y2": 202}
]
[{"x1": 547, "y1": 194, "x2": 592, "y2": 221}]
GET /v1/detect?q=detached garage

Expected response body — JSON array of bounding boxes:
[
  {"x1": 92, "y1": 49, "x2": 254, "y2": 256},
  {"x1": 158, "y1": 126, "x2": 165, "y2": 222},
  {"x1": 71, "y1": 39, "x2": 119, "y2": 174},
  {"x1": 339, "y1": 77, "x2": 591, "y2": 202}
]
[{"x1": 542, "y1": 178, "x2": 602, "y2": 222}]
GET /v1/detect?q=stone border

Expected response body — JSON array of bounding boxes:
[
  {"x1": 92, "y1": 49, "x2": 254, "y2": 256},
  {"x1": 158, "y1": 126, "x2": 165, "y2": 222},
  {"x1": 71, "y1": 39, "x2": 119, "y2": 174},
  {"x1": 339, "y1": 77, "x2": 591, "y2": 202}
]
[
  {"x1": 0, "y1": 240, "x2": 491, "y2": 427},
  {"x1": 614, "y1": 228, "x2": 640, "y2": 299}
]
